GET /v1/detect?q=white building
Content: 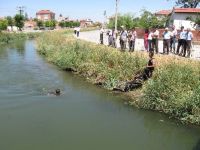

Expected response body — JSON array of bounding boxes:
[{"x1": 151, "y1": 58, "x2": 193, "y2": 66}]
[
  {"x1": 169, "y1": 8, "x2": 200, "y2": 30},
  {"x1": 156, "y1": 8, "x2": 200, "y2": 30}
]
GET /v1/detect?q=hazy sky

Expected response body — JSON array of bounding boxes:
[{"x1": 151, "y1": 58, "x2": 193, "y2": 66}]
[{"x1": 0, "y1": 0, "x2": 175, "y2": 21}]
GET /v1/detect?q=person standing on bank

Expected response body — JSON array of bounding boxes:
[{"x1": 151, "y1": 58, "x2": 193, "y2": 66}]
[
  {"x1": 144, "y1": 29, "x2": 149, "y2": 51},
  {"x1": 163, "y1": 28, "x2": 171, "y2": 55},
  {"x1": 176, "y1": 26, "x2": 187, "y2": 56},
  {"x1": 148, "y1": 29, "x2": 153, "y2": 52},
  {"x1": 128, "y1": 27, "x2": 137, "y2": 52},
  {"x1": 186, "y1": 28, "x2": 193, "y2": 58},
  {"x1": 74, "y1": 27, "x2": 77, "y2": 35},
  {"x1": 76, "y1": 26, "x2": 80, "y2": 37},
  {"x1": 100, "y1": 27, "x2": 104, "y2": 44},
  {"x1": 112, "y1": 28, "x2": 117, "y2": 48},
  {"x1": 120, "y1": 26, "x2": 128, "y2": 51},
  {"x1": 152, "y1": 28, "x2": 159, "y2": 54},
  {"x1": 170, "y1": 26, "x2": 177, "y2": 53}
]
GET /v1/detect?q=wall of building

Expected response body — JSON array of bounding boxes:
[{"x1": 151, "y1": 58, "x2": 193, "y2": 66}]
[{"x1": 170, "y1": 13, "x2": 198, "y2": 30}]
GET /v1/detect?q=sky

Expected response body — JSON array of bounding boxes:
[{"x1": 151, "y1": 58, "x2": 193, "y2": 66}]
[{"x1": 0, "y1": 0, "x2": 175, "y2": 21}]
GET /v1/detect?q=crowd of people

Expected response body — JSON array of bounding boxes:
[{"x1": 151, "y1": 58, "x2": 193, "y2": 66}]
[{"x1": 100, "y1": 25, "x2": 194, "y2": 58}]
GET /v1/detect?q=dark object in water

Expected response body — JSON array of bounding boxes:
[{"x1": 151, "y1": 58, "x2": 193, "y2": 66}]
[{"x1": 48, "y1": 89, "x2": 61, "y2": 96}]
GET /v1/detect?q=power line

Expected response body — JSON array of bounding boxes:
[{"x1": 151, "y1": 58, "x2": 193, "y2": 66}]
[{"x1": 16, "y1": 6, "x2": 26, "y2": 16}]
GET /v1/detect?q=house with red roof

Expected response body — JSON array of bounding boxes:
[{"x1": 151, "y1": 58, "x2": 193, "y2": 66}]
[
  {"x1": 156, "y1": 8, "x2": 200, "y2": 30},
  {"x1": 155, "y1": 10, "x2": 172, "y2": 18},
  {"x1": 36, "y1": 10, "x2": 55, "y2": 21},
  {"x1": 169, "y1": 8, "x2": 200, "y2": 30}
]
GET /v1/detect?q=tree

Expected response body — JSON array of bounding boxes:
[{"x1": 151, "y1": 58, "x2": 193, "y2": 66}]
[
  {"x1": 0, "y1": 19, "x2": 8, "y2": 31},
  {"x1": 37, "y1": 20, "x2": 44, "y2": 28},
  {"x1": 45, "y1": 20, "x2": 56, "y2": 29},
  {"x1": 59, "y1": 21, "x2": 65, "y2": 28},
  {"x1": 107, "y1": 13, "x2": 137, "y2": 30},
  {"x1": 14, "y1": 14, "x2": 25, "y2": 30},
  {"x1": 6, "y1": 16, "x2": 14, "y2": 27},
  {"x1": 107, "y1": 10, "x2": 167, "y2": 30},
  {"x1": 139, "y1": 10, "x2": 167, "y2": 29},
  {"x1": 169, "y1": 0, "x2": 200, "y2": 8}
]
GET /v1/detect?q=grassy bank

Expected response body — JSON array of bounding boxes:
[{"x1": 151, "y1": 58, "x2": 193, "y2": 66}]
[
  {"x1": 36, "y1": 32, "x2": 200, "y2": 125},
  {"x1": 0, "y1": 32, "x2": 41, "y2": 45}
]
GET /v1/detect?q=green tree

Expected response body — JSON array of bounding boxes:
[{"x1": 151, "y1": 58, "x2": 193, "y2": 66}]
[
  {"x1": 59, "y1": 21, "x2": 65, "y2": 28},
  {"x1": 139, "y1": 10, "x2": 167, "y2": 29},
  {"x1": 45, "y1": 20, "x2": 56, "y2": 29},
  {"x1": 174, "y1": 0, "x2": 200, "y2": 8},
  {"x1": 107, "y1": 13, "x2": 137, "y2": 30},
  {"x1": 0, "y1": 19, "x2": 8, "y2": 31},
  {"x1": 6, "y1": 16, "x2": 14, "y2": 27},
  {"x1": 37, "y1": 20, "x2": 44, "y2": 28},
  {"x1": 14, "y1": 14, "x2": 25, "y2": 30}
]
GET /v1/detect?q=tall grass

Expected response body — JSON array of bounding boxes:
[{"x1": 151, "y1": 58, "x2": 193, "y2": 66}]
[
  {"x1": 0, "y1": 32, "x2": 41, "y2": 45},
  {"x1": 142, "y1": 57, "x2": 200, "y2": 124},
  {"x1": 36, "y1": 31, "x2": 200, "y2": 125},
  {"x1": 36, "y1": 32, "x2": 146, "y2": 89}
]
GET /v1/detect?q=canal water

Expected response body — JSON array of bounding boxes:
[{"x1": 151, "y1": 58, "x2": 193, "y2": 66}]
[{"x1": 0, "y1": 40, "x2": 200, "y2": 150}]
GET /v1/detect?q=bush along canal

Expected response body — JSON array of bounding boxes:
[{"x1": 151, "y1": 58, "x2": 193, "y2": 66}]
[
  {"x1": 0, "y1": 35, "x2": 200, "y2": 149},
  {"x1": 36, "y1": 32, "x2": 200, "y2": 126}
]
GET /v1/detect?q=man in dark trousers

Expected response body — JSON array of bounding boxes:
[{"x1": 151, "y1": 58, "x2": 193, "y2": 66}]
[
  {"x1": 163, "y1": 28, "x2": 171, "y2": 54},
  {"x1": 176, "y1": 26, "x2": 187, "y2": 56},
  {"x1": 152, "y1": 28, "x2": 159, "y2": 54},
  {"x1": 100, "y1": 27, "x2": 104, "y2": 44}
]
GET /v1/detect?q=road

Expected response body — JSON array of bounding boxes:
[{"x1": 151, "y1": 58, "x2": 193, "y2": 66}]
[{"x1": 77, "y1": 30, "x2": 200, "y2": 59}]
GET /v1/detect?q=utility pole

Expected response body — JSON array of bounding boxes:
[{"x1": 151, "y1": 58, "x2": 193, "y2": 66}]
[
  {"x1": 17, "y1": 6, "x2": 25, "y2": 16},
  {"x1": 103, "y1": 10, "x2": 107, "y2": 28},
  {"x1": 115, "y1": 0, "x2": 119, "y2": 32}
]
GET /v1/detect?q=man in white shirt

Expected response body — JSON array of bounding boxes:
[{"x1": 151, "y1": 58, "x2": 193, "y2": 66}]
[
  {"x1": 170, "y1": 26, "x2": 177, "y2": 53},
  {"x1": 163, "y1": 28, "x2": 171, "y2": 54},
  {"x1": 186, "y1": 28, "x2": 193, "y2": 57},
  {"x1": 128, "y1": 27, "x2": 137, "y2": 52},
  {"x1": 152, "y1": 28, "x2": 159, "y2": 54},
  {"x1": 120, "y1": 26, "x2": 128, "y2": 51},
  {"x1": 176, "y1": 26, "x2": 187, "y2": 56},
  {"x1": 148, "y1": 29, "x2": 153, "y2": 51}
]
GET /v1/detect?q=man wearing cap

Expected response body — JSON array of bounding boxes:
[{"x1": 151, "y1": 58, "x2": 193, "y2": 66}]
[{"x1": 163, "y1": 28, "x2": 171, "y2": 54}]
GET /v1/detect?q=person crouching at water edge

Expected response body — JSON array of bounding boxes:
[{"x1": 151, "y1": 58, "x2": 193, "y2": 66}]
[{"x1": 113, "y1": 51, "x2": 156, "y2": 92}]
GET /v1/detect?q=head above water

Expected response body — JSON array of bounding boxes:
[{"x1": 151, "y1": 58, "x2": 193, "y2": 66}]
[{"x1": 55, "y1": 89, "x2": 61, "y2": 95}]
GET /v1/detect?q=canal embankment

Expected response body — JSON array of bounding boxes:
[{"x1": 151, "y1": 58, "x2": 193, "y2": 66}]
[{"x1": 35, "y1": 31, "x2": 199, "y2": 125}]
